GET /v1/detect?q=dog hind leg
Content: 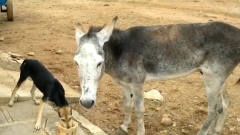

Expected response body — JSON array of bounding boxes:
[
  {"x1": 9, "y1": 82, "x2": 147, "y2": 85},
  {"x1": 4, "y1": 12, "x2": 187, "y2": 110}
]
[
  {"x1": 8, "y1": 69, "x2": 29, "y2": 106},
  {"x1": 8, "y1": 86, "x2": 20, "y2": 107},
  {"x1": 30, "y1": 84, "x2": 40, "y2": 105}
]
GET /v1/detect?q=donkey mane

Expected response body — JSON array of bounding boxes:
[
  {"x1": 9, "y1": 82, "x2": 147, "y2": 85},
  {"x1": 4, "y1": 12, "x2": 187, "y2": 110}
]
[
  {"x1": 86, "y1": 26, "x2": 125, "y2": 61},
  {"x1": 87, "y1": 26, "x2": 103, "y2": 34}
]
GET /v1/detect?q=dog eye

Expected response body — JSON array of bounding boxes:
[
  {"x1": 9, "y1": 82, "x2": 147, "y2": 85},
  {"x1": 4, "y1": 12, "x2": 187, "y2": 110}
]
[{"x1": 61, "y1": 118, "x2": 66, "y2": 121}]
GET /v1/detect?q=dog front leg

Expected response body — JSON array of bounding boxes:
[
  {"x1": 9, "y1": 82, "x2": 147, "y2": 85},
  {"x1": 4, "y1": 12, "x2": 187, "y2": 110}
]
[{"x1": 35, "y1": 99, "x2": 45, "y2": 130}]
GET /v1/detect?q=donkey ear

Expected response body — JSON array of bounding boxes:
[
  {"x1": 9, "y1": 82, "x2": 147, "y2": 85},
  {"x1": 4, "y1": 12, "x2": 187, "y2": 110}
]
[
  {"x1": 97, "y1": 16, "x2": 118, "y2": 46},
  {"x1": 75, "y1": 27, "x2": 85, "y2": 46}
]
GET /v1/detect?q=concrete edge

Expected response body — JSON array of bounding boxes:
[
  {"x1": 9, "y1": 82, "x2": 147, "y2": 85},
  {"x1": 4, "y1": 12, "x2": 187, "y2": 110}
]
[
  {"x1": 0, "y1": 119, "x2": 35, "y2": 128},
  {"x1": 72, "y1": 110, "x2": 108, "y2": 135},
  {"x1": 0, "y1": 97, "x2": 79, "y2": 105}
]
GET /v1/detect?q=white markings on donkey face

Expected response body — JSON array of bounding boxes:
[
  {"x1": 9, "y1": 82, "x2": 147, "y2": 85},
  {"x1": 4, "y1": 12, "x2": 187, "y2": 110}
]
[
  {"x1": 74, "y1": 43, "x2": 104, "y2": 108},
  {"x1": 74, "y1": 17, "x2": 117, "y2": 109}
]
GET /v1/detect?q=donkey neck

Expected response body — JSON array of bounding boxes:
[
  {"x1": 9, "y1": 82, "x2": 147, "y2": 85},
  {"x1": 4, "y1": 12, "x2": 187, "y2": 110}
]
[{"x1": 103, "y1": 29, "x2": 126, "y2": 75}]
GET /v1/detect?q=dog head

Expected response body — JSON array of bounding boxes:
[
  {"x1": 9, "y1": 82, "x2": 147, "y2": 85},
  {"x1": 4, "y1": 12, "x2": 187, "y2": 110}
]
[{"x1": 58, "y1": 106, "x2": 73, "y2": 128}]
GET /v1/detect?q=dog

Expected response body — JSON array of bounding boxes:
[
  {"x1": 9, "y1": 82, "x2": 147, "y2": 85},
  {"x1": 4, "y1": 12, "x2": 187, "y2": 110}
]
[{"x1": 8, "y1": 59, "x2": 73, "y2": 130}]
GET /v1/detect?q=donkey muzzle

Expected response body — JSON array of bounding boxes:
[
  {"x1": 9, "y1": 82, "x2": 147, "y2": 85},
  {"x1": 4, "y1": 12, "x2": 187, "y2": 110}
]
[{"x1": 80, "y1": 99, "x2": 95, "y2": 109}]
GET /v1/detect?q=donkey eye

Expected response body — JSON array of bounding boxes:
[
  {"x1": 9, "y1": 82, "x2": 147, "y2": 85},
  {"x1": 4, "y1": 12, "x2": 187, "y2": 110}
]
[
  {"x1": 97, "y1": 62, "x2": 102, "y2": 68},
  {"x1": 74, "y1": 61, "x2": 79, "y2": 66}
]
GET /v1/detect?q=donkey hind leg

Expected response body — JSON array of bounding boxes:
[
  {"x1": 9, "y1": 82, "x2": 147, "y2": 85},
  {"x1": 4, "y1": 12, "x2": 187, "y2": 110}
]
[
  {"x1": 30, "y1": 83, "x2": 40, "y2": 105},
  {"x1": 198, "y1": 72, "x2": 226, "y2": 135},
  {"x1": 132, "y1": 85, "x2": 145, "y2": 135},
  {"x1": 207, "y1": 84, "x2": 230, "y2": 135},
  {"x1": 117, "y1": 86, "x2": 134, "y2": 135}
]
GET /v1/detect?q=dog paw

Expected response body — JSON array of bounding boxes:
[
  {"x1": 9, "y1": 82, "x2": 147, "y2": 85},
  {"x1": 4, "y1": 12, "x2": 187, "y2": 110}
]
[
  {"x1": 116, "y1": 127, "x2": 128, "y2": 135},
  {"x1": 34, "y1": 122, "x2": 41, "y2": 130},
  {"x1": 8, "y1": 101, "x2": 14, "y2": 107},
  {"x1": 34, "y1": 100, "x2": 40, "y2": 105}
]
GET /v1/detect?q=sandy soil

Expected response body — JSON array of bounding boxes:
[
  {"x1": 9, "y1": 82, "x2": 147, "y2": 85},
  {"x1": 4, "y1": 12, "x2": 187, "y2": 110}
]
[{"x1": 0, "y1": 0, "x2": 240, "y2": 134}]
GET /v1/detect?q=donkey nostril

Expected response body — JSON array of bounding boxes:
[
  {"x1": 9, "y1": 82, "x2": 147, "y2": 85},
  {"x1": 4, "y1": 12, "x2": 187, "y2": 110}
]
[
  {"x1": 80, "y1": 100, "x2": 83, "y2": 105},
  {"x1": 80, "y1": 100, "x2": 94, "y2": 109},
  {"x1": 91, "y1": 100, "x2": 94, "y2": 106}
]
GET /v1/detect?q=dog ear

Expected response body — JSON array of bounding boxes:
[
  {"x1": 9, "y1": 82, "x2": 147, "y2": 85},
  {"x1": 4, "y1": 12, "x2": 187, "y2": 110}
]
[
  {"x1": 57, "y1": 107, "x2": 61, "y2": 117},
  {"x1": 58, "y1": 111, "x2": 61, "y2": 117}
]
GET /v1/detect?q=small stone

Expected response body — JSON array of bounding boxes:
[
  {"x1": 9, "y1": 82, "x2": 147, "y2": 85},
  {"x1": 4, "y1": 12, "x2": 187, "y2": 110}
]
[
  {"x1": 173, "y1": 122, "x2": 177, "y2": 127},
  {"x1": 56, "y1": 50, "x2": 63, "y2": 55},
  {"x1": 159, "y1": 130, "x2": 168, "y2": 135},
  {"x1": 104, "y1": 4, "x2": 110, "y2": 6},
  {"x1": 16, "y1": 59, "x2": 23, "y2": 64},
  {"x1": 229, "y1": 127, "x2": 235, "y2": 131},
  {"x1": 27, "y1": 52, "x2": 35, "y2": 56},
  {"x1": 182, "y1": 129, "x2": 189, "y2": 134},
  {"x1": 237, "y1": 117, "x2": 240, "y2": 122},
  {"x1": 144, "y1": 89, "x2": 164, "y2": 101},
  {"x1": 161, "y1": 114, "x2": 172, "y2": 126},
  {"x1": 156, "y1": 107, "x2": 161, "y2": 111},
  {"x1": 162, "y1": 114, "x2": 170, "y2": 118},
  {"x1": 0, "y1": 37, "x2": 4, "y2": 41},
  {"x1": 8, "y1": 52, "x2": 22, "y2": 58}
]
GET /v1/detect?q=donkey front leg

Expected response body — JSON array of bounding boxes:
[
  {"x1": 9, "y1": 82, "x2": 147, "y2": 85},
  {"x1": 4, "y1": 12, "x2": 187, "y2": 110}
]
[
  {"x1": 133, "y1": 85, "x2": 145, "y2": 135},
  {"x1": 118, "y1": 86, "x2": 134, "y2": 135}
]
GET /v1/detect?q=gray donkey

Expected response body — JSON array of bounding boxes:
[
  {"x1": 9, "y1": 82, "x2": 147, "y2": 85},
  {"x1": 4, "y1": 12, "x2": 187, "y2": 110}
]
[{"x1": 74, "y1": 16, "x2": 240, "y2": 135}]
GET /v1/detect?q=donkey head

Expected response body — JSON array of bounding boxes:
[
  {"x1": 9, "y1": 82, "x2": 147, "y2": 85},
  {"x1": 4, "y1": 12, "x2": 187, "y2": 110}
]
[{"x1": 74, "y1": 17, "x2": 118, "y2": 108}]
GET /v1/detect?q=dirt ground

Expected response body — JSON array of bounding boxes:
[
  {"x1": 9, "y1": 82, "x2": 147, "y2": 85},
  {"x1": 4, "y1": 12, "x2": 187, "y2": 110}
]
[{"x1": 1, "y1": 0, "x2": 240, "y2": 134}]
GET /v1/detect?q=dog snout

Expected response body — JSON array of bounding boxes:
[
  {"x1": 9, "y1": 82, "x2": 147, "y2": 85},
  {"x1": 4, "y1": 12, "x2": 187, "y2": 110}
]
[{"x1": 80, "y1": 99, "x2": 95, "y2": 109}]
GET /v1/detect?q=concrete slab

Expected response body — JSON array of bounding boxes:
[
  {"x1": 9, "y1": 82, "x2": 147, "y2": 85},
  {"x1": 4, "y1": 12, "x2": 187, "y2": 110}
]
[
  {"x1": 0, "y1": 120, "x2": 45, "y2": 135},
  {"x1": 0, "y1": 110, "x2": 7, "y2": 124},
  {"x1": 0, "y1": 101, "x2": 89, "y2": 135},
  {"x1": 0, "y1": 100, "x2": 109, "y2": 135},
  {"x1": 1, "y1": 101, "x2": 39, "y2": 121}
]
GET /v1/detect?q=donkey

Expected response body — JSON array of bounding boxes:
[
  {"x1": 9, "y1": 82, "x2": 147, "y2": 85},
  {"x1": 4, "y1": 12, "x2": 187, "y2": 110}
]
[{"x1": 74, "y1": 16, "x2": 240, "y2": 135}]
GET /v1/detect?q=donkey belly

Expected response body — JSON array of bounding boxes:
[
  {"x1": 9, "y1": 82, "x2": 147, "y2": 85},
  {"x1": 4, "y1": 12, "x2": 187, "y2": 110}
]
[
  {"x1": 143, "y1": 51, "x2": 204, "y2": 81},
  {"x1": 145, "y1": 67, "x2": 199, "y2": 81}
]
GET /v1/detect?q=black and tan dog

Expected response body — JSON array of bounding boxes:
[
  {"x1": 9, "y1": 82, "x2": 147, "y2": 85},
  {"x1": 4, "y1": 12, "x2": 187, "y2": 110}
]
[{"x1": 8, "y1": 59, "x2": 73, "y2": 130}]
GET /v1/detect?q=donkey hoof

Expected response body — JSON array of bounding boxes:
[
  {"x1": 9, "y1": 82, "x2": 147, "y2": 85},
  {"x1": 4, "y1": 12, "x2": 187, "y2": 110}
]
[{"x1": 116, "y1": 127, "x2": 128, "y2": 135}]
